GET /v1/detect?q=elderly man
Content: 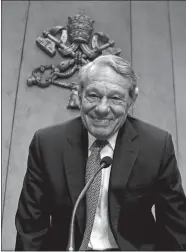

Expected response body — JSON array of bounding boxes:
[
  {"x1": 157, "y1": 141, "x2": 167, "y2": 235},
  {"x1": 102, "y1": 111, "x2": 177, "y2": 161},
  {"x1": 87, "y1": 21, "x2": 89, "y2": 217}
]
[{"x1": 15, "y1": 55, "x2": 186, "y2": 251}]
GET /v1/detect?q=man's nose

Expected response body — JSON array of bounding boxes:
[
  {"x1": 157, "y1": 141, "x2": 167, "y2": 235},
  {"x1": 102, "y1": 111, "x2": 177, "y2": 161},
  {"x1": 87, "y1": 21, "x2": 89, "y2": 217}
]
[{"x1": 95, "y1": 97, "x2": 110, "y2": 116}]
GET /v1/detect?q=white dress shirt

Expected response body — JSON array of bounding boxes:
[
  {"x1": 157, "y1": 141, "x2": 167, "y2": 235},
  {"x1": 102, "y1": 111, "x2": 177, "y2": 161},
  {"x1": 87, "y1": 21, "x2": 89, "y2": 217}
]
[{"x1": 88, "y1": 132, "x2": 119, "y2": 250}]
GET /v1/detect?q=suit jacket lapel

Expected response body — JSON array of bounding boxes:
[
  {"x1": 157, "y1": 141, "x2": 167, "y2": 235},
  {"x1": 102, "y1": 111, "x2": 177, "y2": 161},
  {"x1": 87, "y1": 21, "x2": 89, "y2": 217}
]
[
  {"x1": 109, "y1": 118, "x2": 139, "y2": 231},
  {"x1": 63, "y1": 118, "x2": 88, "y2": 234}
]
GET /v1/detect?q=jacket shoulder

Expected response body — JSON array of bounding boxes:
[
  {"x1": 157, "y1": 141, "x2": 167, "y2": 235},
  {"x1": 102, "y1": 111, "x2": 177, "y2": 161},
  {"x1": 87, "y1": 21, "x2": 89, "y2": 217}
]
[
  {"x1": 34, "y1": 116, "x2": 82, "y2": 142},
  {"x1": 128, "y1": 116, "x2": 169, "y2": 141}
]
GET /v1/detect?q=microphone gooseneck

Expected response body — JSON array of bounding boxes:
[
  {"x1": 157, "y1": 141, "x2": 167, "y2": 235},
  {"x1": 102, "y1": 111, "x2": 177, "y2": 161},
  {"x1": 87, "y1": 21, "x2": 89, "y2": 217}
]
[{"x1": 67, "y1": 156, "x2": 113, "y2": 251}]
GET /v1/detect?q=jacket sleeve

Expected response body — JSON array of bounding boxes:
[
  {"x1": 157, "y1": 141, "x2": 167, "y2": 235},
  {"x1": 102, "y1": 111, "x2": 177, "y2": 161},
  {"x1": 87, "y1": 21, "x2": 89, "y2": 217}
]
[
  {"x1": 155, "y1": 133, "x2": 186, "y2": 250},
  {"x1": 15, "y1": 131, "x2": 51, "y2": 250}
]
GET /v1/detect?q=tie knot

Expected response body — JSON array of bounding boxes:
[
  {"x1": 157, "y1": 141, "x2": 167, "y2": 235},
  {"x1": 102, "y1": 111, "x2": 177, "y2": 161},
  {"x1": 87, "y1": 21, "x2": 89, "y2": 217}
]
[{"x1": 91, "y1": 139, "x2": 108, "y2": 150}]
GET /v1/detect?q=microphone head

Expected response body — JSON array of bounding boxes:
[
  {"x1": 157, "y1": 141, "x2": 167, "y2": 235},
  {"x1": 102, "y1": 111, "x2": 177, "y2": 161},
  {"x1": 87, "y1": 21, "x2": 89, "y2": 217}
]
[{"x1": 100, "y1": 156, "x2": 113, "y2": 168}]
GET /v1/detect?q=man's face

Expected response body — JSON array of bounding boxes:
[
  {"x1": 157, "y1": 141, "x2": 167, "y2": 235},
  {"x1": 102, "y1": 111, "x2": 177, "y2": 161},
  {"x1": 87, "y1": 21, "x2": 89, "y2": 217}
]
[{"x1": 80, "y1": 65, "x2": 134, "y2": 140}]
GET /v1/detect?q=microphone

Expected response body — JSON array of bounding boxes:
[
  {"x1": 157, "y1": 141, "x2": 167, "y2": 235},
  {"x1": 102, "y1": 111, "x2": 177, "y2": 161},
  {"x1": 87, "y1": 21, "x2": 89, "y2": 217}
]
[
  {"x1": 67, "y1": 156, "x2": 113, "y2": 251},
  {"x1": 100, "y1": 156, "x2": 112, "y2": 169}
]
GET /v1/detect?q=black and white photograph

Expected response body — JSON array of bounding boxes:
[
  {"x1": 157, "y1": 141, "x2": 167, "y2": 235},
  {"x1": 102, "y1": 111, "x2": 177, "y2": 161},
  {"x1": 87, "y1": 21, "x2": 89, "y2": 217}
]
[{"x1": 2, "y1": 1, "x2": 186, "y2": 250}]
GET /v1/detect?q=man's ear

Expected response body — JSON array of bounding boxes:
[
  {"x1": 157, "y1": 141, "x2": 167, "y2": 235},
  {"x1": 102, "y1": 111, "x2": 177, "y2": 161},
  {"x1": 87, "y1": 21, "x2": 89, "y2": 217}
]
[
  {"x1": 131, "y1": 86, "x2": 138, "y2": 106},
  {"x1": 78, "y1": 92, "x2": 82, "y2": 106},
  {"x1": 128, "y1": 90, "x2": 138, "y2": 115},
  {"x1": 132, "y1": 92, "x2": 138, "y2": 106},
  {"x1": 129, "y1": 92, "x2": 138, "y2": 107}
]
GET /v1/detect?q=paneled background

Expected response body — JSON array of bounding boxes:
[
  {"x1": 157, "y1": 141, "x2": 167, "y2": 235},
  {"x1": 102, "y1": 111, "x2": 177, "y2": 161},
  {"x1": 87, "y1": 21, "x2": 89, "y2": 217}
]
[{"x1": 2, "y1": 1, "x2": 186, "y2": 250}]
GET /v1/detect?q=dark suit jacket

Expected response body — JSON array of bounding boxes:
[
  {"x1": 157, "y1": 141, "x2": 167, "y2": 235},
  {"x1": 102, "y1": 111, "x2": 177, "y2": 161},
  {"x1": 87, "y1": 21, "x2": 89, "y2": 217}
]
[{"x1": 15, "y1": 116, "x2": 186, "y2": 251}]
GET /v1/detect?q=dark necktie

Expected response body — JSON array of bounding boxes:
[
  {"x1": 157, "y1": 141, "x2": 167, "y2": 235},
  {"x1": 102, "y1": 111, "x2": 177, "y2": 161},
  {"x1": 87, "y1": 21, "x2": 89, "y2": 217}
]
[{"x1": 79, "y1": 139, "x2": 108, "y2": 251}]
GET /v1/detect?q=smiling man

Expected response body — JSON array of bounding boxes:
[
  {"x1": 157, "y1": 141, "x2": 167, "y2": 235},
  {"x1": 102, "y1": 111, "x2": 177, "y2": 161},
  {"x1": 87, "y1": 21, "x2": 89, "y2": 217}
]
[
  {"x1": 79, "y1": 62, "x2": 135, "y2": 141},
  {"x1": 15, "y1": 55, "x2": 186, "y2": 251}
]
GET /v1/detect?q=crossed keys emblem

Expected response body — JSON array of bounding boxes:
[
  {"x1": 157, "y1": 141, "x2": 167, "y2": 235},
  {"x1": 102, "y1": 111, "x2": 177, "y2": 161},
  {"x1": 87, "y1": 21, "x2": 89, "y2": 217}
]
[{"x1": 27, "y1": 13, "x2": 122, "y2": 109}]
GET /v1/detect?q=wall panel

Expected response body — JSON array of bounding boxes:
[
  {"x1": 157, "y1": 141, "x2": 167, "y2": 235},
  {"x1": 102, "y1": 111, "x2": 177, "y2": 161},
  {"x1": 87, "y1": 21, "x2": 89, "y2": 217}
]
[
  {"x1": 169, "y1": 1, "x2": 186, "y2": 190},
  {"x1": 2, "y1": 1, "x2": 131, "y2": 249},
  {"x1": 2, "y1": 1, "x2": 29, "y2": 210},
  {"x1": 131, "y1": 1, "x2": 177, "y2": 153}
]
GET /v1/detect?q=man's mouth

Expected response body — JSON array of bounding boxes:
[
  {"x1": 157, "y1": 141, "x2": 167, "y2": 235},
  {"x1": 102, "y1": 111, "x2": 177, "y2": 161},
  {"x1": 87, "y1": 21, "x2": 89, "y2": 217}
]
[{"x1": 90, "y1": 116, "x2": 112, "y2": 124}]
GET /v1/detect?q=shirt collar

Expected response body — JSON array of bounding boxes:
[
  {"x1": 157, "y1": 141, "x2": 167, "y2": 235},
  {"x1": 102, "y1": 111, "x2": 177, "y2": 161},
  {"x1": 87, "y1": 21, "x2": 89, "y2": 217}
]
[{"x1": 88, "y1": 131, "x2": 118, "y2": 151}]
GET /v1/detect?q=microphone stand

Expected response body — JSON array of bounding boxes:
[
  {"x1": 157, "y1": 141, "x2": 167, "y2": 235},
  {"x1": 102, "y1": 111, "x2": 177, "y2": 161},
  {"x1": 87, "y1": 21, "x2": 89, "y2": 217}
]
[{"x1": 67, "y1": 157, "x2": 112, "y2": 251}]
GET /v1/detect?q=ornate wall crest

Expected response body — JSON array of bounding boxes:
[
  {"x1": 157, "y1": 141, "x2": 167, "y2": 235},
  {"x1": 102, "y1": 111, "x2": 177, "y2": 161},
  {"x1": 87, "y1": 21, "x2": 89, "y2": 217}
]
[{"x1": 27, "y1": 13, "x2": 122, "y2": 109}]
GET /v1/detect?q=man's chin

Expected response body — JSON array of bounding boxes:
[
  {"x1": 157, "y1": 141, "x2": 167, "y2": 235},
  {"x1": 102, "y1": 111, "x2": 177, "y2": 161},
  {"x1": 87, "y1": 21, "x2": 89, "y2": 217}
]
[{"x1": 88, "y1": 127, "x2": 113, "y2": 140}]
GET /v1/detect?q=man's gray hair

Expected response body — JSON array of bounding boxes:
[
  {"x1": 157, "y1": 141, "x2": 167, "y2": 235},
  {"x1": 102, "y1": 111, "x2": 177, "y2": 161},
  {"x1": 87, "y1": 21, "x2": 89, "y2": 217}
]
[{"x1": 78, "y1": 55, "x2": 138, "y2": 99}]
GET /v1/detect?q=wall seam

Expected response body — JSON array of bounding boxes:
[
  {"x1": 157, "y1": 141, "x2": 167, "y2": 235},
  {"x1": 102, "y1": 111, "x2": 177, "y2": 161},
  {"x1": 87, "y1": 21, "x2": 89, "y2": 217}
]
[
  {"x1": 167, "y1": 0, "x2": 179, "y2": 160},
  {"x1": 129, "y1": 0, "x2": 135, "y2": 116},
  {"x1": 130, "y1": 0, "x2": 133, "y2": 65},
  {"x1": 2, "y1": 0, "x2": 31, "y2": 222}
]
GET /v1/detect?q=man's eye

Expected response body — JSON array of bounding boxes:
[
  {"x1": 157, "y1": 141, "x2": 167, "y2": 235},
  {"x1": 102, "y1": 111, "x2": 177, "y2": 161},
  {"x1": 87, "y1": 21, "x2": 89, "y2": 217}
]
[
  {"x1": 109, "y1": 96, "x2": 126, "y2": 105},
  {"x1": 85, "y1": 93, "x2": 99, "y2": 102},
  {"x1": 110, "y1": 96, "x2": 122, "y2": 101},
  {"x1": 111, "y1": 96, "x2": 120, "y2": 100},
  {"x1": 88, "y1": 94, "x2": 98, "y2": 98},
  {"x1": 86, "y1": 93, "x2": 100, "y2": 100}
]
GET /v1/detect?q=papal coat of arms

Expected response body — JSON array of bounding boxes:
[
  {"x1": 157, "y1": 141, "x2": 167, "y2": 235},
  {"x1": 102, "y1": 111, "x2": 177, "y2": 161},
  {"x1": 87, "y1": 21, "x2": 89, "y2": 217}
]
[{"x1": 27, "y1": 13, "x2": 122, "y2": 109}]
